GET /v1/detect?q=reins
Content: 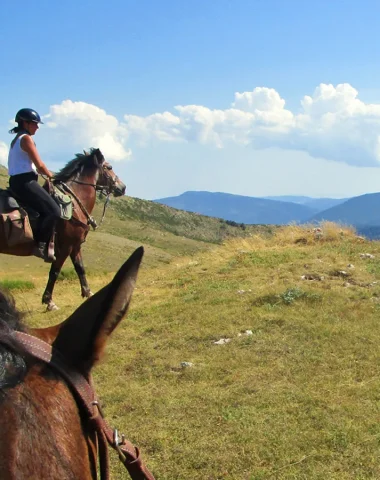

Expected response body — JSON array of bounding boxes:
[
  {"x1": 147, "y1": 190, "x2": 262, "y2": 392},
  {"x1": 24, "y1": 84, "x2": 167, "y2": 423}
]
[
  {"x1": 3, "y1": 331, "x2": 155, "y2": 480},
  {"x1": 56, "y1": 181, "x2": 99, "y2": 229},
  {"x1": 68, "y1": 179, "x2": 112, "y2": 228}
]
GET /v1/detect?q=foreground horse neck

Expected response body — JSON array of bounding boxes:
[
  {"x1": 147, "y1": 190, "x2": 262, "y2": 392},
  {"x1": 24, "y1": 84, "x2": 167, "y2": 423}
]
[{"x1": 0, "y1": 364, "x2": 97, "y2": 479}]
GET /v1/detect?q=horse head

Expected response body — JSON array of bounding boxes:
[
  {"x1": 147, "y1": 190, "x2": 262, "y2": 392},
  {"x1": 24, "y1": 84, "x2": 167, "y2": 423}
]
[
  {"x1": 54, "y1": 148, "x2": 126, "y2": 198},
  {"x1": 0, "y1": 247, "x2": 154, "y2": 479},
  {"x1": 92, "y1": 148, "x2": 126, "y2": 197}
]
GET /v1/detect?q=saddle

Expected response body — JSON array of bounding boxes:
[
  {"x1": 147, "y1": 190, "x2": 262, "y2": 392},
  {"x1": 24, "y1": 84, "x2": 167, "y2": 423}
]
[{"x1": 0, "y1": 186, "x2": 73, "y2": 248}]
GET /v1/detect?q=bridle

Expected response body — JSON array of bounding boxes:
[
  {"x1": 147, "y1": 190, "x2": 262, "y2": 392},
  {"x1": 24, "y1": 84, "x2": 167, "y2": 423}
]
[
  {"x1": 70, "y1": 163, "x2": 119, "y2": 195},
  {"x1": 55, "y1": 162, "x2": 121, "y2": 230},
  {"x1": 1, "y1": 331, "x2": 155, "y2": 480}
]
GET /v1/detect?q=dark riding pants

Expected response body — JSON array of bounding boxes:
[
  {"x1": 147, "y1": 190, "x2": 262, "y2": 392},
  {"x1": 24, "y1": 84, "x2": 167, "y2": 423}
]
[{"x1": 9, "y1": 172, "x2": 61, "y2": 243}]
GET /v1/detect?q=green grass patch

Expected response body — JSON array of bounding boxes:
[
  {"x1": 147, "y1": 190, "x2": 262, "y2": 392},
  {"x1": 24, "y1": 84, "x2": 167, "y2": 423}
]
[
  {"x1": 365, "y1": 259, "x2": 380, "y2": 277},
  {"x1": 57, "y1": 268, "x2": 78, "y2": 282},
  {"x1": 0, "y1": 279, "x2": 35, "y2": 291}
]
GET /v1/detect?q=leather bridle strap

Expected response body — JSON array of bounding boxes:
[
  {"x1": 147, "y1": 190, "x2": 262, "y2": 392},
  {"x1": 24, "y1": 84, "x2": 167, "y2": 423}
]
[{"x1": 10, "y1": 331, "x2": 155, "y2": 480}]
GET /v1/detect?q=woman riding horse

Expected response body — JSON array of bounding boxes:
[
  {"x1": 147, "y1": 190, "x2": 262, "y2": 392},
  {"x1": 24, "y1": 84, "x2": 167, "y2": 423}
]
[{"x1": 8, "y1": 108, "x2": 61, "y2": 263}]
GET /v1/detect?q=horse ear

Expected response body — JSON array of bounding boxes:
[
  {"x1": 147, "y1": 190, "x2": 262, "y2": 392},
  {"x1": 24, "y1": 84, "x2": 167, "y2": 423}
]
[
  {"x1": 83, "y1": 150, "x2": 88, "y2": 156},
  {"x1": 50, "y1": 247, "x2": 144, "y2": 372},
  {"x1": 94, "y1": 148, "x2": 104, "y2": 165}
]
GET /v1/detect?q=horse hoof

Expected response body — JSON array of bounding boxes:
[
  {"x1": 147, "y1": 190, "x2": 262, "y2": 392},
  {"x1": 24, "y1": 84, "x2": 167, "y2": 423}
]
[{"x1": 46, "y1": 302, "x2": 59, "y2": 312}]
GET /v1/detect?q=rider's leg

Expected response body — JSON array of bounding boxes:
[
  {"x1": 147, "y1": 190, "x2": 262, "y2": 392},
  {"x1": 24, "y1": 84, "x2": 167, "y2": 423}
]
[{"x1": 9, "y1": 173, "x2": 61, "y2": 261}]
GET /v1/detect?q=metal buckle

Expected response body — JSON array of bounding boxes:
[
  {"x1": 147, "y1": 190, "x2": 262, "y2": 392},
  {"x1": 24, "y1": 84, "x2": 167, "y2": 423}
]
[{"x1": 113, "y1": 429, "x2": 127, "y2": 463}]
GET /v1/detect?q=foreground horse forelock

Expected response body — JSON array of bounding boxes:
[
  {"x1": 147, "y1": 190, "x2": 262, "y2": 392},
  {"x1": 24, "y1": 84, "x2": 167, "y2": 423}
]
[
  {"x1": 0, "y1": 147, "x2": 127, "y2": 311},
  {"x1": 0, "y1": 247, "x2": 155, "y2": 480}
]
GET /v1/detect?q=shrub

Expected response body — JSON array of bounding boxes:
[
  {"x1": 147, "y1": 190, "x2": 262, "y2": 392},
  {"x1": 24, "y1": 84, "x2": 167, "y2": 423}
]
[{"x1": 253, "y1": 287, "x2": 321, "y2": 307}]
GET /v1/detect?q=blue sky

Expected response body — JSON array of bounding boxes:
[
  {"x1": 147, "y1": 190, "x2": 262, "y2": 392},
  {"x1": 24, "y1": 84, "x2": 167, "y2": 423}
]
[{"x1": 2, "y1": 0, "x2": 380, "y2": 200}]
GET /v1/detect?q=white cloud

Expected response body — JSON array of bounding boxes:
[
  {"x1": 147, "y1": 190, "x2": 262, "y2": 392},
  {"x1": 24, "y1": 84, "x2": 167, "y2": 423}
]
[
  {"x1": 0, "y1": 141, "x2": 8, "y2": 166},
  {"x1": 42, "y1": 100, "x2": 131, "y2": 161},
  {"x1": 124, "y1": 111, "x2": 182, "y2": 145},
  {"x1": 123, "y1": 83, "x2": 380, "y2": 167},
  {"x1": 5, "y1": 84, "x2": 380, "y2": 169}
]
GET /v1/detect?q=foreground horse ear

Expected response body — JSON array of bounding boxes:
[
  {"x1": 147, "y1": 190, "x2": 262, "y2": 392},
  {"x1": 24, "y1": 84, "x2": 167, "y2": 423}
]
[{"x1": 52, "y1": 247, "x2": 144, "y2": 372}]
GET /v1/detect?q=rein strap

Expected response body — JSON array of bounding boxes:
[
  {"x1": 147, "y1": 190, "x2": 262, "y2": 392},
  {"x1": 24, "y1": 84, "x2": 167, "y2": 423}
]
[
  {"x1": 57, "y1": 181, "x2": 98, "y2": 230},
  {"x1": 11, "y1": 331, "x2": 155, "y2": 480}
]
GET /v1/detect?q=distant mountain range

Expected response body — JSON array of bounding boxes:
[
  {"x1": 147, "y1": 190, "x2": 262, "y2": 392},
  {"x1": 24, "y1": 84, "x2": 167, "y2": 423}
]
[
  {"x1": 262, "y1": 195, "x2": 349, "y2": 211},
  {"x1": 154, "y1": 191, "x2": 348, "y2": 224},
  {"x1": 155, "y1": 191, "x2": 317, "y2": 224},
  {"x1": 154, "y1": 191, "x2": 380, "y2": 239},
  {"x1": 308, "y1": 193, "x2": 380, "y2": 239}
]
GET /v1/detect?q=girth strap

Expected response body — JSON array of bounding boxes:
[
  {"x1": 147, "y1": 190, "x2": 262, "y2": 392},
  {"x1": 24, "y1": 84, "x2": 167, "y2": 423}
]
[{"x1": 8, "y1": 331, "x2": 155, "y2": 480}]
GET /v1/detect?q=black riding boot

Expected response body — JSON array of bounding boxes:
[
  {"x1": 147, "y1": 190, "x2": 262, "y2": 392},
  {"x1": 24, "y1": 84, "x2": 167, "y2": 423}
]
[
  {"x1": 33, "y1": 241, "x2": 56, "y2": 263},
  {"x1": 36, "y1": 216, "x2": 57, "y2": 263},
  {"x1": 33, "y1": 242, "x2": 45, "y2": 260}
]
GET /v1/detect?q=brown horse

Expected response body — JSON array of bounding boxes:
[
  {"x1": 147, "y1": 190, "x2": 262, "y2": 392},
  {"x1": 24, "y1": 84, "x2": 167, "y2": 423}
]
[
  {"x1": 0, "y1": 247, "x2": 155, "y2": 480},
  {"x1": 0, "y1": 148, "x2": 126, "y2": 311}
]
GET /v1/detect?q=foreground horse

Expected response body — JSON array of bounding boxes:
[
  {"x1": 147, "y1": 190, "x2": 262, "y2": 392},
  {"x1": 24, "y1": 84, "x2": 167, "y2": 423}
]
[
  {"x1": 0, "y1": 247, "x2": 155, "y2": 480},
  {"x1": 0, "y1": 148, "x2": 126, "y2": 311}
]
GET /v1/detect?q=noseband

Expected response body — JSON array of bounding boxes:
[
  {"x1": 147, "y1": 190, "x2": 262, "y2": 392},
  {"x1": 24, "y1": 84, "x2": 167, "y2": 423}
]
[{"x1": 2, "y1": 331, "x2": 155, "y2": 480}]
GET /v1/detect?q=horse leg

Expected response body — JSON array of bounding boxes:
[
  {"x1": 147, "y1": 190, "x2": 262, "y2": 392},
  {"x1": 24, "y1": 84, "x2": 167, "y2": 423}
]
[
  {"x1": 70, "y1": 248, "x2": 93, "y2": 298},
  {"x1": 42, "y1": 251, "x2": 70, "y2": 312}
]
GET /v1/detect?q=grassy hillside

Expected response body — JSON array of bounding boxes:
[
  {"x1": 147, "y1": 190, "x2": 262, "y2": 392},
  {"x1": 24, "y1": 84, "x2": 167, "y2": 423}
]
[
  {"x1": 0, "y1": 166, "x2": 274, "y2": 272},
  {"x1": 4, "y1": 222, "x2": 380, "y2": 479},
  {"x1": 95, "y1": 195, "x2": 274, "y2": 247}
]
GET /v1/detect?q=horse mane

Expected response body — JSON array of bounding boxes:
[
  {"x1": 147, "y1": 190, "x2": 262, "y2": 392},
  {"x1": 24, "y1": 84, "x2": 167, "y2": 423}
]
[
  {"x1": 53, "y1": 148, "x2": 100, "y2": 183},
  {"x1": 0, "y1": 290, "x2": 28, "y2": 393}
]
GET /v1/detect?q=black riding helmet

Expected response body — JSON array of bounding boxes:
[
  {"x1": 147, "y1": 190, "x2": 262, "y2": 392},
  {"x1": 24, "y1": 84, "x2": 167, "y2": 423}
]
[{"x1": 15, "y1": 108, "x2": 44, "y2": 124}]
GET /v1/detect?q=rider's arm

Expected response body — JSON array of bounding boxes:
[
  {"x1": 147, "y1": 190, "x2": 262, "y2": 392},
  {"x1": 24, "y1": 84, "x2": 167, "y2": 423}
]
[{"x1": 20, "y1": 135, "x2": 54, "y2": 178}]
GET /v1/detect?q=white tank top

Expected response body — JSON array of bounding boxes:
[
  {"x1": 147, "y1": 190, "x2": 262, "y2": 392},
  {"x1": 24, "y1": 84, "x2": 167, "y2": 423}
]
[{"x1": 8, "y1": 134, "x2": 37, "y2": 176}]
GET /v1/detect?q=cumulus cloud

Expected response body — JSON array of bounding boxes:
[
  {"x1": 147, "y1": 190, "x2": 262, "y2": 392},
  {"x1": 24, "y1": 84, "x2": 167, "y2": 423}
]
[
  {"x1": 42, "y1": 100, "x2": 131, "y2": 161},
  {"x1": 124, "y1": 111, "x2": 182, "y2": 145},
  {"x1": 0, "y1": 141, "x2": 8, "y2": 166},
  {"x1": 123, "y1": 83, "x2": 380, "y2": 167},
  {"x1": 5, "y1": 84, "x2": 380, "y2": 168}
]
